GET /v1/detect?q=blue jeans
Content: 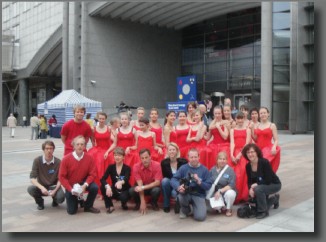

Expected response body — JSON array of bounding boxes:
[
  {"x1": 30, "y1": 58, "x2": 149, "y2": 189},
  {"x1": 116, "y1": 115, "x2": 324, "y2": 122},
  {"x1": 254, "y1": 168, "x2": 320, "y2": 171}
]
[{"x1": 161, "y1": 177, "x2": 177, "y2": 208}]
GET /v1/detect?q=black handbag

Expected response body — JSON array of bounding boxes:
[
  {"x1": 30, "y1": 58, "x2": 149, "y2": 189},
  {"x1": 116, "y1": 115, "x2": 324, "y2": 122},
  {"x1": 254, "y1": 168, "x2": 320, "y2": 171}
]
[{"x1": 237, "y1": 202, "x2": 257, "y2": 218}]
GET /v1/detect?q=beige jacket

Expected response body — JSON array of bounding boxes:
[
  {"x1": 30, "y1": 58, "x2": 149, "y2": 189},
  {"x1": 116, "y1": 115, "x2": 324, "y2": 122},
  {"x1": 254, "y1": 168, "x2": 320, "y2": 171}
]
[{"x1": 7, "y1": 116, "x2": 17, "y2": 128}]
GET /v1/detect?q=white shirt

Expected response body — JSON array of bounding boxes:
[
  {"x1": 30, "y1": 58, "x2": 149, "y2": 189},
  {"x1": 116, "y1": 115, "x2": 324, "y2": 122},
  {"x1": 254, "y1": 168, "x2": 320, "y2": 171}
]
[{"x1": 72, "y1": 151, "x2": 84, "y2": 161}]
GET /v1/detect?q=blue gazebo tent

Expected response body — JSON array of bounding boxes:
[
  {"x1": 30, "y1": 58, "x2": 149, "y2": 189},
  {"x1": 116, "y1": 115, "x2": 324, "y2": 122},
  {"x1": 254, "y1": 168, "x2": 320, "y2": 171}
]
[{"x1": 37, "y1": 89, "x2": 102, "y2": 126}]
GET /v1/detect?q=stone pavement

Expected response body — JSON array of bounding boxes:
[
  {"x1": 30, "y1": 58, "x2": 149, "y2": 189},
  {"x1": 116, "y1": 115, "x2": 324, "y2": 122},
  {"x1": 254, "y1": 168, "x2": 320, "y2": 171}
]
[{"x1": 1, "y1": 126, "x2": 314, "y2": 232}]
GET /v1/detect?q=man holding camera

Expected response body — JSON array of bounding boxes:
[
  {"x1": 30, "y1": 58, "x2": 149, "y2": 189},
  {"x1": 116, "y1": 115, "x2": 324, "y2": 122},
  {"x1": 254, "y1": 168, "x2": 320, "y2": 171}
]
[
  {"x1": 59, "y1": 135, "x2": 100, "y2": 215},
  {"x1": 27, "y1": 140, "x2": 65, "y2": 210},
  {"x1": 171, "y1": 148, "x2": 212, "y2": 221}
]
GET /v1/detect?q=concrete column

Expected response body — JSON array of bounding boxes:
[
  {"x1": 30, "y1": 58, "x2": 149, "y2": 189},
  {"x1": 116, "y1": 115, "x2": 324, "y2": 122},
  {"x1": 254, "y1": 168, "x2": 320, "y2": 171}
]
[
  {"x1": 260, "y1": 2, "x2": 273, "y2": 111},
  {"x1": 80, "y1": 2, "x2": 88, "y2": 96},
  {"x1": 18, "y1": 79, "x2": 29, "y2": 125},
  {"x1": 73, "y1": 2, "x2": 82, "y2": 91},
  {"x1": 62, "y1": 2, "x2": 69, "y2": 90},
  {"x1": 2, "y1": 83, "x2": 10, "y2": 125}
]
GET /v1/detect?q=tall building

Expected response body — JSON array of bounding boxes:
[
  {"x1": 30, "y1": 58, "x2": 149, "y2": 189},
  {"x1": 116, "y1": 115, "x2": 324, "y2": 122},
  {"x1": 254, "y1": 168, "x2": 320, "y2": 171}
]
[{"x1": 2, "y1": 2, "x2": 314, "y2": 133}]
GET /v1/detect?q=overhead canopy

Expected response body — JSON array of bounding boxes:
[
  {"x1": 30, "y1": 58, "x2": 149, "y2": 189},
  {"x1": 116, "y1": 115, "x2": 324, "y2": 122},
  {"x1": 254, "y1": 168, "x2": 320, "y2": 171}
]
[
  {"x1": 37, "y1": 89, "x2": 102, "y2": 109},
  {"x1": 37, "y1": 89, "x2": 102, "y2": 126}
]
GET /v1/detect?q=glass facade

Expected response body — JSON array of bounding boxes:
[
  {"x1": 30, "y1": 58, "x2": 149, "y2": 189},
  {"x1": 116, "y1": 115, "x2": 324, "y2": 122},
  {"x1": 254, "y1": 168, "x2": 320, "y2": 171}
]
[
  {"x1": 272, "y1": 2, "x2": 290, "y2": 129},
  {"x1": 181, "y1": 7, "x2": 261, "y2": 99}
]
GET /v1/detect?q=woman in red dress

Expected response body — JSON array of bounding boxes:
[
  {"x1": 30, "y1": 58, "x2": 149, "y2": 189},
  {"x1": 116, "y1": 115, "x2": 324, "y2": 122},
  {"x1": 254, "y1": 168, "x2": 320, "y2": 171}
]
[
  {"x1": 206, "y1": 105, "x2": 230, "y2": 169},
  {"x1": 149, "y1": 108, "x2": 165, "y2": 152},
  {"x1": 186, "y1": 101, "x2": 197, "y2": 125},
  {"x1": 104, "y1": 113, "x2": 137, "y2": 167},
  {"x1": 251, "y1": 107, "x2": 281, "y2": 173},
  {"x1": 230, "y1": 112, "x2": 251, "y2": 203},
  {"x1": 186, "y1": 109, "x2": 212, "y2": 168},
  {"x1": 131, "y1": 107, "x2": 145, "y2": 131},
  {"x1": 249, "y1": 107, "x2": 260, "y2": 143},
  {"x1": 222, "y1": 104, "x2": 236, "y2": 132},
  {"x1": 175, "y1": 111, "x2": 190, "y2": 159},
  {"x1": 109, "y1": 116, "x2": 121, "y2": 142},
  {"x1": 87, "y1": 112, "x2": 112, "y2": 198},
  {"x1": 163, "y1": 111, "x2": 177, "y2": 147},
  {"x1": 132, "y1": 117, "x2": 164, "y2": 163},
  {"x1": 239, "y1": 104, "x2": 250, "y2": 128}
]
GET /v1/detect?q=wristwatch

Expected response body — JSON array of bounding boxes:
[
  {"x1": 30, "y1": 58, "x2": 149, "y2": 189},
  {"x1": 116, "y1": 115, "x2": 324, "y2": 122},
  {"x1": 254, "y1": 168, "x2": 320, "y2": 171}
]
[{"x1": 141, "y1": 185, "x2": 145, "y2": 190}]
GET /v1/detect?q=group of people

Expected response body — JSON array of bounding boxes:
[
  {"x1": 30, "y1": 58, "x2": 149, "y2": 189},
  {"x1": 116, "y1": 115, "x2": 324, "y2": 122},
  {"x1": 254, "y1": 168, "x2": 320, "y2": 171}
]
[
  {"x1": 29, "y1": 113, "x2": 58, "y2": 140},
  {"x1": 27, "y1": 100, "x2": 282, "y2": 222}
]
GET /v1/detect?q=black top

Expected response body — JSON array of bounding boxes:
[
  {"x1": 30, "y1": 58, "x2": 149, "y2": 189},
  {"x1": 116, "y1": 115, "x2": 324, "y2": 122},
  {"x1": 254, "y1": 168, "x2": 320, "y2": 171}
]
[
  {"x1": 161, "y1": 158, "x2": 188, "y2": 179},
  {"x1": 246, "y1": 158, "x2": 281, "y2": 189},
  {"x1": 100, "y1": 164, "x2": 131, "y2": 191}
]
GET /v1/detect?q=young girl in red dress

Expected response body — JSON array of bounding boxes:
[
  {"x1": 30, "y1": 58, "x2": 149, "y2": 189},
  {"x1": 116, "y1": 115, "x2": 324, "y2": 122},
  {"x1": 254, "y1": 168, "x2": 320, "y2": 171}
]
[
  {"x1": 163, "y1": 111, "x2": 177, "y2": 147},
  {"x1": 175, "y1": 111, "x2": 190, "y2": 159},
  {"x1": 206, "y1": 105, "x2": 230, "y2": 169},
  {"x1": 230, "y1": 112, "x2": 251, "y2": 203},
  {"x1": 186, "y1": 109, "x2": 213, "y2": 168},
  {"x1": 87, "y1": 112, "x2": 112, "y2": 198},
  {"x1": 131, "y1": 117, "x2": 164, "y2": 163},
  {"x1": 131, "y1": 107, "x2": 145, "y2": 131},
  {"x1": 149, "y1": 108, "x2": 165, "y2": 153},
  {"x1": 186, "y1": 101, "x2": 197, "y2": 125},
  {"x1": 251, "y1": 107, "x2": 281, "y2": 173}
]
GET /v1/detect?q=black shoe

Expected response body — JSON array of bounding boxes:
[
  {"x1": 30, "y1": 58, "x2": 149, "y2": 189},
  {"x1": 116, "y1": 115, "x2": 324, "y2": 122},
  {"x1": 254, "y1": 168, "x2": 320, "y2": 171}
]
[
  {"x1": 174, "y1": 198, "x2": 180, "y2": 214},
  {"x1": 274, "y1": 194, "x2": 280, "y2": 209},
  {"x1": 79, "y1": 200, "x2": 84, "y2": 208},
  {"x1": 121, "y1": 203, "x2": 128, "y2": 210},
  {"x1": 84, "y1": 207, "x2": 100, "y2": 214},
  {"x1": 163, "y1": 207, "x2": 170, "y2": 213},
  {"x1": 37, "y1": 204, "x2": 44, "y2": 210},
  {"x1": 133, "y1": 203, "x2": 140, "y2": 211},
  {"x1": 256, "y1": 212, "x2": 269, "y2": 219},
  {"x1": 52, "y1": 201, "x2": 58, "y2": 207},
  {"x1": 151, "y1": 202, "x2": 159, "y2": 211},
  {"x1": 106, "y1": 207, "x2": 115, "y2": 214}
]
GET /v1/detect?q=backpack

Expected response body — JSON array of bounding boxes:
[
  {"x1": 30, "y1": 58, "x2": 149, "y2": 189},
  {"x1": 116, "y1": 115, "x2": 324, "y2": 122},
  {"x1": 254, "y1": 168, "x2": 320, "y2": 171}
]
[{"x1": 237, "y1": 203, "x2": 257, "y2": 218}]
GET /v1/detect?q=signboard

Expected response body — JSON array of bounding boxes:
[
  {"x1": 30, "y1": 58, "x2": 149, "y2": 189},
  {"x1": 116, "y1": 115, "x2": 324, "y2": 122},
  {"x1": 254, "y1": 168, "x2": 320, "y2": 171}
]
[
  {"x1": 166, "y1": 101, "x2": 188, "y2": 112},
  {"x1": 177, "y1": 75, "x2": 197, "y2": 102}
]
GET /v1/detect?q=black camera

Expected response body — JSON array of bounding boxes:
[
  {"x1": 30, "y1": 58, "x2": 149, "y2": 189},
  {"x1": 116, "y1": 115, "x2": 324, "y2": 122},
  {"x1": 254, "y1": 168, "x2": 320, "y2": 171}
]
[{"x1": 179, "y1": 173, "x2": 196, "y2": 193}]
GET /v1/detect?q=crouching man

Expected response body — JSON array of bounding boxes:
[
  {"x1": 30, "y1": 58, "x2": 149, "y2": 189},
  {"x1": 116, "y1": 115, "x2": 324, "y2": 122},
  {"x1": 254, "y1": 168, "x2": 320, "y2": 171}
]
[
  {"x1": 171, "y1": 148, "x2": 212, "y2": 221},
  {"x1": 27, "y1": 140, "x2": 65, "y2": 210},
  {"x1": 59, "y1": 135, "x2": 100, "y2": 215}
]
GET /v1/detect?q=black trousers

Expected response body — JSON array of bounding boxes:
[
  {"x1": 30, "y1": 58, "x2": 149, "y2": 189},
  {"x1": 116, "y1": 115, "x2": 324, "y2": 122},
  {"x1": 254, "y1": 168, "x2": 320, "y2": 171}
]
[
  {"x1": 100, "y1": 185, "x2": 129, "y2": 208},
  {"x1": 129, "y1": 186, "x2": 161, "y2": 204},
  {"x1": 253, "y1": 183, "x2": 281, "y2": 213},
  {"x1": 65, "y1": 182, "x2": 98, "y2": 215}
]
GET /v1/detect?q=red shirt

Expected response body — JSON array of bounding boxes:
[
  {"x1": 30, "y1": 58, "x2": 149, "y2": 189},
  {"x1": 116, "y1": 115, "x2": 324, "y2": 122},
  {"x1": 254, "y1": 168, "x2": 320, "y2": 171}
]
[
  {"x1": 133, "y1": 160, "x2": 162, "y2": 185},
  {"x1": 59, "y1": 153, "x2": 97, "y2": 192},
  {"x1": 60, "y1": 119, "x2": 92, "y2": 155}
]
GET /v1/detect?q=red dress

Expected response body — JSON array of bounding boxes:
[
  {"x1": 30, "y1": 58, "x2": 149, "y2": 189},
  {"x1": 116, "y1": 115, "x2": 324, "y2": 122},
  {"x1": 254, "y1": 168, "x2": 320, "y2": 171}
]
[
  {"x1": 229, "y1": 129, "x2": 249, "y2": 203},
  {"x1": 150, "y1": 126, "x2": 167, "y2": 157},
  {"x1": 175, "y1": 127, "x2": 190, "y2": 159},
  {"x1": 137, "y1": 135, "x2": 165, "y2": 162},
  {"x1": 207, "y1": 126, "x2": 231, "y2": 169},
  {"x1": 187, "y1": 129, "x2": 213, "y2": 169},
  {"x1": 87, "y1": 128, "x2": 112, "y2": 192},
  {"x1": 169, "y1": 129, "x2": 177, "y2": 144},
  {"x1": 254, "y1": 127, "x2": 281, "y2": 173}
]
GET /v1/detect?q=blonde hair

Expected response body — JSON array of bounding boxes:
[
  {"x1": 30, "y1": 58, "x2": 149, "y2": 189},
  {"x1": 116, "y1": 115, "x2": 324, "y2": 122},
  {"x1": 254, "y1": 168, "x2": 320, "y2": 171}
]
[{"x1": 167, "y1": 142, "x2": 180, "y2": 158}]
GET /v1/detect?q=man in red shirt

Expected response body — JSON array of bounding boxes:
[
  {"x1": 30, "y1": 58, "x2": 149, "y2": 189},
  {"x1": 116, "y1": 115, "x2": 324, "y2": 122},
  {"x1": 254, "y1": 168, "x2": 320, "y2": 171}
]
[
  {"x1": 60, "y1": 105, "x2": 92, "y2": 156},
  {"x1": 129, "y1": 149, "x2": 162, "y2": 214},
  {"x1": 59, "y1": 135, "x2": 100, "y2": 215}
]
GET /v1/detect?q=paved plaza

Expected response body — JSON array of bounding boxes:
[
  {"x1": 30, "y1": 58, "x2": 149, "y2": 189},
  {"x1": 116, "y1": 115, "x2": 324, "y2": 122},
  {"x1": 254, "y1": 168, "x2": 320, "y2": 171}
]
[{"x1": 2, "y1": 126, "x2": 314, "y2": 232}]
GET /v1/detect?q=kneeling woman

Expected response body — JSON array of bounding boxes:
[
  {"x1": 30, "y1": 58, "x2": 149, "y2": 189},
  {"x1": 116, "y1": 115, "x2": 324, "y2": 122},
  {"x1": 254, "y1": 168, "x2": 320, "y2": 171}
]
[
  {"x1": 100, "y1": 147, "x2": 131, "y2": 213},
  {"x1": 208, "y1": 151, "x2": 237, "y2": 217},
  {"x1": 242, "y1": 143, "x2": 281, "y2": 219},
  {"x1": 160, "y1": 143, "x2": 188, "y2": 213}
]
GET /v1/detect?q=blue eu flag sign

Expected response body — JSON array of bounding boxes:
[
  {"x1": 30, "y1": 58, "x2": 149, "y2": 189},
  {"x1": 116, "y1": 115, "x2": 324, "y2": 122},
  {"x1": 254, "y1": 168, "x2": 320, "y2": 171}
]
[{"x1": 177, "y1": 76, "x2": 196, "y2": 102}]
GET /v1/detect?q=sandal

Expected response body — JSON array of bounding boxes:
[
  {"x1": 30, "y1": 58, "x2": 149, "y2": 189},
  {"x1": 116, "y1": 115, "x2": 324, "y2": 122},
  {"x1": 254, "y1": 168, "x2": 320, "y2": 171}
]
[
  {"x1": 226, "y1": 209, "x2": 232, "y2": 217},
  {"x1": 106, "y1": 207, "x2": 115, "y2": 214}
]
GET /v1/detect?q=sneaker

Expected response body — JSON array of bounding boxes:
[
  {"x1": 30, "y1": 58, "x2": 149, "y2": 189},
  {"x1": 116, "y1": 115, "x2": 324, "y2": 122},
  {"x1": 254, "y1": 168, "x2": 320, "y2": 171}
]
[
  {"x1": 179, "y1": 210, "x2": 187, "y2": 219},
  {"x1": 37, "y1": 204, "x2": 44, "y2": 210},
  {"x1": 84, "y1": 207, "x2": 100, "y2": 214},
  {"x1": 52, "y1": 201, "x2": 58, "y2": 207},
  {"x1": 106, "y1": 207, "x2": 115, "y2": 214},
  {"x1": 256, "y1": 211, "x2": 269, "y2": 219},
  {"x1": 274, "y1": 194, "x2": 280, "y2": 209}
]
